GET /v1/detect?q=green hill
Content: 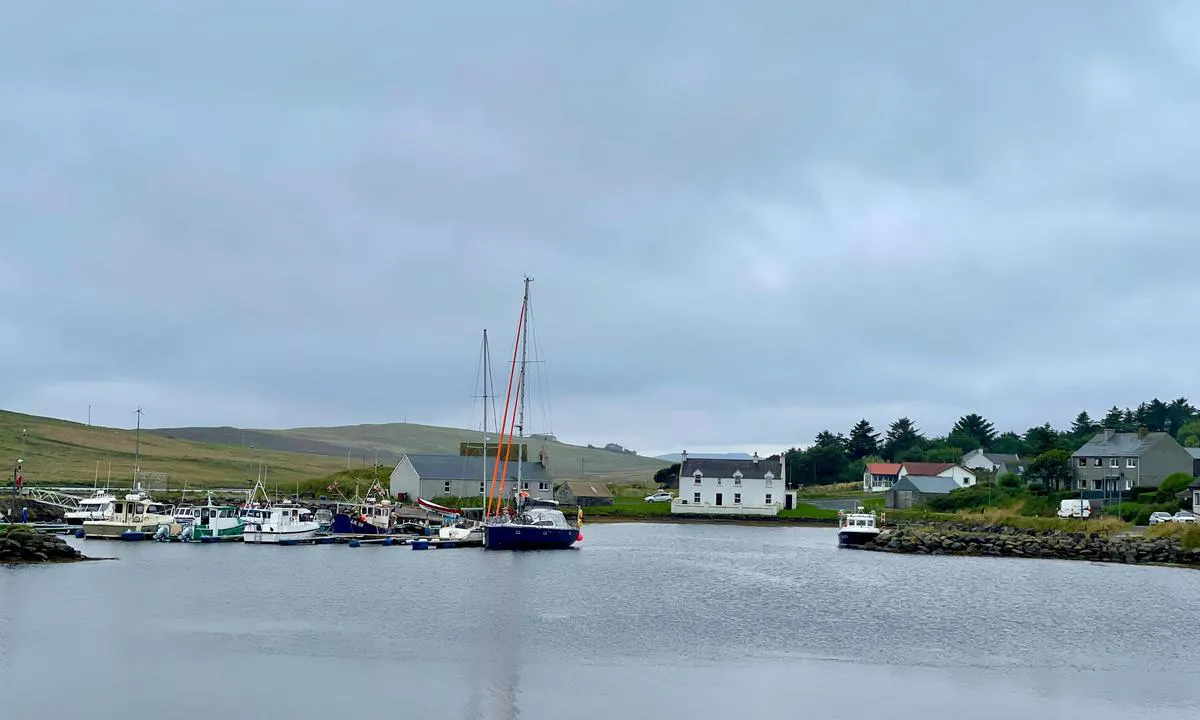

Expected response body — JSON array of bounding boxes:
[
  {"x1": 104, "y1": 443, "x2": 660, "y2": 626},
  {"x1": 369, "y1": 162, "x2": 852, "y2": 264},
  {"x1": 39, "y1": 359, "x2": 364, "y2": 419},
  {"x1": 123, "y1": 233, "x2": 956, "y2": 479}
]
[
  {"x1": 1, "y1": 409, "x2": 668, "y2": 491},
  {"x1": 151, "y1": 421, "x2": 669, "y2": 485}
]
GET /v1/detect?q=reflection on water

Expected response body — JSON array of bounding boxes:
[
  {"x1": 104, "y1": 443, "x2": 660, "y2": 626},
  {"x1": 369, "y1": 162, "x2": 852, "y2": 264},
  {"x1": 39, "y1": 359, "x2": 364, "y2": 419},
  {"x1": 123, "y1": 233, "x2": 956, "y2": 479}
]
[{"x1": 2, "y1": 523, "x2": 1200, "y2": 719}]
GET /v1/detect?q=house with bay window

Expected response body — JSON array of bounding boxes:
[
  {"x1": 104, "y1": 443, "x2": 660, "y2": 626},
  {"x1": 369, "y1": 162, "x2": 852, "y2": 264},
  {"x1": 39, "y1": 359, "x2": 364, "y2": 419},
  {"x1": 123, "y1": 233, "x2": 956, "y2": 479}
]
[{"x1": 671, "y1": 451, "x2": 795, "y2": 516}]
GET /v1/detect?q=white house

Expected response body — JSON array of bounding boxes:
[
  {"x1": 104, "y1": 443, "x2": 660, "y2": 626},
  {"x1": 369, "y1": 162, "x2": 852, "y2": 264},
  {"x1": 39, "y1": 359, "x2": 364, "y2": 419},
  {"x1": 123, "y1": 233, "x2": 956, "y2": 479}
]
[
  {"x1": 862, "y1": 462, "x2": 902, "y2": 492},
  {"x1": 961, "y1": 449, "x2": 1026, "y2": 476},
  {"x1": 898, "y1": 462, "x2": 976, "y2": 488},
  {"x1": 671, "y1": 451, "x2": 795, "y2": 516}
]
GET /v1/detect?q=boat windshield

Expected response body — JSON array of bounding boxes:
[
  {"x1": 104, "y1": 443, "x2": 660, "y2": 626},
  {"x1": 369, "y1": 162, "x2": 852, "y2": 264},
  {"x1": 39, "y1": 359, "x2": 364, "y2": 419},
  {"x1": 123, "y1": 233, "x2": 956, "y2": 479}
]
[{"x1": 520, "y1": 508, "x2": 571, "y2": 529}]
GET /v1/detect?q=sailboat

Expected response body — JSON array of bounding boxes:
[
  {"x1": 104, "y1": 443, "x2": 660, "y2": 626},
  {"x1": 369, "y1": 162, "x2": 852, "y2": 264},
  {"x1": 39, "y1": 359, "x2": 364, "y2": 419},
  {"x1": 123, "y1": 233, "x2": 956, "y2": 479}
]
[
  {"x1": 433, "y1": 329, "x2": 495, "y2": 543},
  {"x1": 482, "y1": 277, "x2": 580, "y2": 550}
]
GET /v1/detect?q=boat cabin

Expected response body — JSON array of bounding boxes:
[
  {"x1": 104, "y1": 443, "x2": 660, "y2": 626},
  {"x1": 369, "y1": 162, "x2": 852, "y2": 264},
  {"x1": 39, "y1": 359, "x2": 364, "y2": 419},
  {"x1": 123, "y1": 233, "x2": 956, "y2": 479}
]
[
  {"x1": 517, "y1": 507, "x2": 572, "y2": 529},
  {"x1": 110, "y1": 498, "x2": 173, "y2": 522},
  {"x1": 837, "y1": 511, "x2": 878, "y2": 530}
]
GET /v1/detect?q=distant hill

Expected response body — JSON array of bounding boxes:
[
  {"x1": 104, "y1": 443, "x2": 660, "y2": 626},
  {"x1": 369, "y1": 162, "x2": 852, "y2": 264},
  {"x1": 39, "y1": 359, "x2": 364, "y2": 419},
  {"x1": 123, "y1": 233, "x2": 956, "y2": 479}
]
[
  {"x1": 654, "y1": 452, "x2": 752, "y2": 462},
  {"x1": 1, "y1": 409, "x2": 669, "y2": 490},
  {"x1": 150, "y1": 421, "x2": 669, "y2": 485}
]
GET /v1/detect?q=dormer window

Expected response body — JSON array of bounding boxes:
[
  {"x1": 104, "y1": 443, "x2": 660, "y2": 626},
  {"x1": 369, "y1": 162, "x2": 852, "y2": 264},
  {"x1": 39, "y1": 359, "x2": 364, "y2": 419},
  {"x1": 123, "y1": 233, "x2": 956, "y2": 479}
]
[
  {"x1": 693, "y1": 470, "x2": 703, "y2": 484},
  {"x1": 763, "y1": 471, "x2": 774, "y2": 480},
  {"x1": 733, "y1": 470, "x2": 743, "y2": 485}
]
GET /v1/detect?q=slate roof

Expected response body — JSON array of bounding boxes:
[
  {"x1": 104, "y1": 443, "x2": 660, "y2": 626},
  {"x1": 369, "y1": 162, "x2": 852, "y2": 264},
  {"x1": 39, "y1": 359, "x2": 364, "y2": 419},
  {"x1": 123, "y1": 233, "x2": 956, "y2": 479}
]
[
  {"x1": 1185, "y1": 448, "x2": 1200, "y2": 460},
  {"x1": 559, "y1": 480, "x2": 612, "y2": 499},
  {"x1": 983, "y1": 452, "x2": 1021, "y2": 464},
  {"x1": 866, "y1": 462, "x2": 902, "y2": 475},
  {"x1": 403, "y1": 453, "x2": 551, "y2": 482},
  {"x1": 1071, "y1": 432, "x2": 1171, "y2": 458},
  {"x1": 681, "y1": 454, "x2": 783, "y2": 480},
  {"x1": 891, "y1": 475, "x2": 960, "y2": 494},
  {"x1": 901, "y1": 462, "x2": 956, "y2": 476}
]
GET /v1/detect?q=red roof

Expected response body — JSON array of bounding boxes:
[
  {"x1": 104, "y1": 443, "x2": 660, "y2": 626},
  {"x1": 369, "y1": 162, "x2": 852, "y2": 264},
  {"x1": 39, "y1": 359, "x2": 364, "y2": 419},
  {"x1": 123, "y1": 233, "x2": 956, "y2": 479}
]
[
  {"x1": 901, "y1": 462, "x2": 956, "y2": 476},
  {"x1": 866, "y1": 462, "x2": 902, "y2": 475}
]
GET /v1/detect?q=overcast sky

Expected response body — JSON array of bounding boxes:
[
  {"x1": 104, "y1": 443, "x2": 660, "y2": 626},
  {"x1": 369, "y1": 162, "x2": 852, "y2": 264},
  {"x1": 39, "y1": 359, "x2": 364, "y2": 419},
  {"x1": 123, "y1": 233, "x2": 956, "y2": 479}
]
[{"x1": 2, "y1": 1, "x2": 1198, "y2": 457}]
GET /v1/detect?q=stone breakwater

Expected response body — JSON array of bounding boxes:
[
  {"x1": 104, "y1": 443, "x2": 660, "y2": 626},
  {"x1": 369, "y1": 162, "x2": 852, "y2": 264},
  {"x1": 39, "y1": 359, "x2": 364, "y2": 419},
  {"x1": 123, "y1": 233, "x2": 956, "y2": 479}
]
[
  {"x1": 0, "y1": 527, "x2": 86, "y2": 563},
  {"x1": 859, "y1": 524, "x2": 1200, "y2": 567}
]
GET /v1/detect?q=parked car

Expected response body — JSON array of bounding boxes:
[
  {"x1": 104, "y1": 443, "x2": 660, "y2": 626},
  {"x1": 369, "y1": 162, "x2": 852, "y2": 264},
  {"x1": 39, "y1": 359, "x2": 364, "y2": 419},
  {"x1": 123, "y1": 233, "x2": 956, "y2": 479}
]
[
  {"x1": 644, "y1": 491, "x2": 673, "y2": 503},
  {"x1": 1173, "y1": 511, "x2": 1197, "y2": 523},
  {"x1": 1148, "y1": 512, "x2": 1174, "y2": 525}
]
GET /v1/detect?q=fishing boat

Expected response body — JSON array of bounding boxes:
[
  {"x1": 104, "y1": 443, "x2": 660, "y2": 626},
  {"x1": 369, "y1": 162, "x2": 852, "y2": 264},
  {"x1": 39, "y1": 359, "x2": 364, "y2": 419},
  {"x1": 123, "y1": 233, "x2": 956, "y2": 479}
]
[
  {"x1": 64, "y1": 488, "x2": 116, "y2": 525},
  {"x1": 82, "y1": 488, "x2": 175, "y2": 539},
  {"x1": 837, "y1": 508, "x2": 882, "y2": 547},
  {"x1": 329, "y1": 482, "x2": 397, "y2": 535},
  {"x1": 482, "y1": 277, "x2": 580, "y2": 551},
  {"x1": 242, "y1": 503, "x2": 319, "y2": 544},
  {"x1": 179, "y1": 493, "x2": 245, "y2": 542}
]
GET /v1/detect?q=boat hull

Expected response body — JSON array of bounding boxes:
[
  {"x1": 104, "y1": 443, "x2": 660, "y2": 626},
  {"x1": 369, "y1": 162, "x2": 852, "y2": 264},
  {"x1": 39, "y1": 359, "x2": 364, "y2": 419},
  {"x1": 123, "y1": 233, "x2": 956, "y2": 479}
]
[
  {"x1": 243, "y1": 527, "x2": 318, "y2": 544},
  {"x1": 484, "y1": 524, "x2": 578, "y2": 550},
  {"x1": 837, "y1": 529, "x2": 880, "y2": 547},
  {"x1": 329, "y1": 514, "x2": 391, "y2": 535},
  {"x1": 83, "y1": 518, "x2": 173, "y2": 539},
  {"x1": 192, "y1": 522, "x2": 245, "y2": 542}
]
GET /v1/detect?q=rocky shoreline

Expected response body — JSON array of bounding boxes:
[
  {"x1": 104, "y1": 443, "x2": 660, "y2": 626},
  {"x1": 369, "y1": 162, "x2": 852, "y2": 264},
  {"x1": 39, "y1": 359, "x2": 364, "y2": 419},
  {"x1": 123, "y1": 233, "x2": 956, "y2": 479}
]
[
  {"x1": 857, "y1": 524, "x2": 1200, "y2": 567},
  {"x1": 0, "y1": 525, "x2": 87, "y2": 564}
]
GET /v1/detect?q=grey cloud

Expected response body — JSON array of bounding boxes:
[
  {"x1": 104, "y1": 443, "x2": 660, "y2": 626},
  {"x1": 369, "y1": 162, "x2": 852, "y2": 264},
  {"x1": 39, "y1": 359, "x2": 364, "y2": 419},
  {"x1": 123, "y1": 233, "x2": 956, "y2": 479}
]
[{"x1": 3, "y1": 1, "x2": 1199, "y2": 453}]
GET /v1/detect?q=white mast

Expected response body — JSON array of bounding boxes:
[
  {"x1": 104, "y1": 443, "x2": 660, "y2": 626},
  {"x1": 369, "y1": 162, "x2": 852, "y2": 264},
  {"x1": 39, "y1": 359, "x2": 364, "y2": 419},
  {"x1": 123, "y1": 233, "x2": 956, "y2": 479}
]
[
  {"x1": 481, "y1": 329, "x2": 490, "y2": 494},
  {"x1": 515, "y1": 277, "x2": 531, "y2": 504}
]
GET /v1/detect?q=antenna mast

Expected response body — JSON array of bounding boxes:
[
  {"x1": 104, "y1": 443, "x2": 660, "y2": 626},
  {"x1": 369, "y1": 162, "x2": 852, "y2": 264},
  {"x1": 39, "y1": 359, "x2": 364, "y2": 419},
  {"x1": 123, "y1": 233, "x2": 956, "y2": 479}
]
[
  {"x1": 133, "y1": 405, "x2": 144, "y2": 482},
  {"x1": 516, "y1": 277, "x2": 531, "y2": 499}
]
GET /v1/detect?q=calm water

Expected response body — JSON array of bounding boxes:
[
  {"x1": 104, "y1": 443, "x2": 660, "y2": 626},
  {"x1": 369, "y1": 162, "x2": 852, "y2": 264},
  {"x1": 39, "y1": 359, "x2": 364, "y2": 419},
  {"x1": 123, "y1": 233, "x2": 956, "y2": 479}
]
[{"x1": 2, "y1": 523, "x2": 1199, "y2": 719}]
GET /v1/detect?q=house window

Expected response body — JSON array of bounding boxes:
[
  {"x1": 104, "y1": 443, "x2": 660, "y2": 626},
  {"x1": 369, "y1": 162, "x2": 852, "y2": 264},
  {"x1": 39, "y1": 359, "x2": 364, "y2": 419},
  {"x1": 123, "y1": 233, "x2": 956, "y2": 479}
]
[
  {"x1": 1126, "y1": 457, "x2": 1137, "y2": 468},
  {"x1": 1093, "y1": 458, "x2": 1102, "y2": 467},
  {"x1": 479, "y1": 482, "x2": 485, "y2": 495},
  {"x1": 765, "y1": 493, "x2": 773, "y2": 504},
  {"x1": 522, "y1": 482, "x2": 529, "y2": 490},
  {"x1": 766, "y1": 479, "x2": 773, "y2": 487},
  {"x1": 1109, "y1": 458, "x2": 1119, "y2": 468},
  {"x1": 443, "y1": 481, "x2": 451, "y2": 494},
  {"x1": 693, "y1": 492, "x2": 701, "y2": 504},
  {"x1": 734, "y1": 478, "x2": 742, "y2": 486},
  {"x1": 538, "y1": 482, "x2": 549, "y2": 491},
  {"x1": 1077, "y1": 458, "x2": 1087, "y2": 467},
  {"x1": 694, "y1": 473, "x2": 702, "y2": 484},
  {"x1": 734, "y1": 493, "x2": 742, "y2": 504}
]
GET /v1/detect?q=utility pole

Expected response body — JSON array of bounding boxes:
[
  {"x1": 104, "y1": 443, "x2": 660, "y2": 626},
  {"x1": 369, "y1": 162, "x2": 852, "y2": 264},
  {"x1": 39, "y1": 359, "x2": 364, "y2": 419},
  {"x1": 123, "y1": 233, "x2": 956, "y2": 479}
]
[{"x1": 87, "y1": 405, "x2": 92, "y2": 426}]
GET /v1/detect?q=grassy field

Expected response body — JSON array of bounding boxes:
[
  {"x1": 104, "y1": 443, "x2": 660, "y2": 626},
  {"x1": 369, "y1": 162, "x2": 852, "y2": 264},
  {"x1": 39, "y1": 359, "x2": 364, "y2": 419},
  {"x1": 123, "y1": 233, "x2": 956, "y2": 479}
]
[{"x1": 1, "y1": 409, "x2": 361, "y2": 490}]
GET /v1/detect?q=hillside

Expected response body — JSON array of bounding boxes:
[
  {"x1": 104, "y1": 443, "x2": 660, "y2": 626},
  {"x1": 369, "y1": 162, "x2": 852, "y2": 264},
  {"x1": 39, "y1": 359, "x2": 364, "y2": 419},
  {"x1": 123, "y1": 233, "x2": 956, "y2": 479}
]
[
  {"x1": 150, "y1": 421, "x2": 669, "y2": 485},
  {"x1": 0, "y1": 409, "x2": 346, "y2": 489}
]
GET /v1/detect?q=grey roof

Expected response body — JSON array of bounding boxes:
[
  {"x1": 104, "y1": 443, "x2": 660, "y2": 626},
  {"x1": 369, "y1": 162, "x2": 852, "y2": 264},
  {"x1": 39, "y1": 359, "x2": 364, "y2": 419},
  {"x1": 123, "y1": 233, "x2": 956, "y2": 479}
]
[
  {"x1": 890, "y1": 475, "x2": 960, "y2": 494},
  {"x1": 1185, "y1": 448, "x2": 1200, "y2": 460},
  {"x1": 1071, "y1": 431, "x2": 1172, "y2": 458},
  {"x1": 559, "y1": 480, "x2": 612, "y2": 498},
  {"x1": 996, "y1": 460, "x2": 1027, "y2": 474},
  {"x1": 403, "y1": 453, "x2": 551, "y2": 482},
  {"x1": 680, "y1": 454, "x2": 783, "y2": 480},
  {"x1": 983, "y1": 452, "x2": 1021, "y2": 464}
]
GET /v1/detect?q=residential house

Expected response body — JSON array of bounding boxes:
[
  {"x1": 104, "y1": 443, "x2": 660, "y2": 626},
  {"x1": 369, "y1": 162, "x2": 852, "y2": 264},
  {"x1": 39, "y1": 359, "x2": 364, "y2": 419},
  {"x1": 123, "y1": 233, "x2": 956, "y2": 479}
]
[
  {"x1": 389, "y1": 452, "x2": 554, "y2": 503},
  {"x1": 1186, "y1": 448, "x2": 1200, "y2": 478},
  {"x1": 862, "y1": 462, "x2": 902, "y2": 492},
  {"x1": 899, "y1": 462, "x2": 977, "y2": 488},
  {"x1": 961, "y1": 449, "x2": 1027, "y2": 478},
  {"x1": 1070, "y1": 429, "x2": 1195, "y2": 492},
  {"x1": 554, "y1": 480, "x2": 614, "y2": 507},
  {"x1": 672, "y1": 450, "x2": 795, "y2": 516},
  {"x1": 886, "y1": 475, "x2": 960, "y2": 509}
]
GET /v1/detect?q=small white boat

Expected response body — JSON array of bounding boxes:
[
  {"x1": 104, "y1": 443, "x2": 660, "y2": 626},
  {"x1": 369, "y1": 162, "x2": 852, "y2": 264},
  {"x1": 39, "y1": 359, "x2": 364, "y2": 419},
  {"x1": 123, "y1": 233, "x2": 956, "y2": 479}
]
[
  {"x1": 837, "y1": 508, "x2": 882, "y2": 548},
  {"x1": 82, "y1": 489, "x2": 175, "y2": 539},
  {"x1": 64, "y1": 489, "x2": 116, "y2": 525},
  {"x1": 242, "y1": 503, "x2": 320, "y2": 544}
]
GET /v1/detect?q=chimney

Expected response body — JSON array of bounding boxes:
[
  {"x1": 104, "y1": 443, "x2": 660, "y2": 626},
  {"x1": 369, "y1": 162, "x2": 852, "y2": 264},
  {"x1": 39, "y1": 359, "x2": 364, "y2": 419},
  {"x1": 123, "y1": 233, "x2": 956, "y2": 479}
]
[
  {"x1": 1103, "y1": 428, "x2": 1115, "y2": 442},
  {"x1": 539, "y1": 447, "x2": 549, "y2": 469},
  {"x1": 681, "y1": 450, "x2": 687, "y2": 462},
  {"x1": 752, "y1": 451, "x2": 760, "y2": 464},
  {"x1": 1137, "y1": 427, "x2": 1149, "y2": 440}
]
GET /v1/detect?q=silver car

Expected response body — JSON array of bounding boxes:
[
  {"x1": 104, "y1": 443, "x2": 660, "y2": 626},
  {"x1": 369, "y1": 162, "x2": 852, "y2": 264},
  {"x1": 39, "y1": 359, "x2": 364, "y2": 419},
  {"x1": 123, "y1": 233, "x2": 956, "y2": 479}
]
[
  {"x1": 644, "y1": 491, "x2": 673, "y2": 503},
  {"x1": 1148, "y1": 512, "x2": 1174, "y2": 525}
]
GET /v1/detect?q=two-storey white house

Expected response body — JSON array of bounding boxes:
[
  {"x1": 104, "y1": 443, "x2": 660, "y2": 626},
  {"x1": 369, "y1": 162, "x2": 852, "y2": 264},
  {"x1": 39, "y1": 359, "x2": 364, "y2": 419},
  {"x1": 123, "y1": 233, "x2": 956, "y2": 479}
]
[{"x1": 671, "y1": 451, "x2": 796, "y2": 516}]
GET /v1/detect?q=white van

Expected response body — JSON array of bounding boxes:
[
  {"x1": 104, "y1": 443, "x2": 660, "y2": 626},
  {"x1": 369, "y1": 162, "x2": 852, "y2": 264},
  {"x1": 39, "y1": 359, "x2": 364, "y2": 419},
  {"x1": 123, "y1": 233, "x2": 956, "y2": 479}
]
[{"x1": 1057, "y1": 498, "x2": 1093, "y2": 519}]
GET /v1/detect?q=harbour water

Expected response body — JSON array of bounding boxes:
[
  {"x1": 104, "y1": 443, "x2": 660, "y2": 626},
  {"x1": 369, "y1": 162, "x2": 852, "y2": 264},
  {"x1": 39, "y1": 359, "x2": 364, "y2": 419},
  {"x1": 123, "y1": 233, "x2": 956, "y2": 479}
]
[{"x1": 2, "y1": 522, "x2": 1199, "y2": 718}]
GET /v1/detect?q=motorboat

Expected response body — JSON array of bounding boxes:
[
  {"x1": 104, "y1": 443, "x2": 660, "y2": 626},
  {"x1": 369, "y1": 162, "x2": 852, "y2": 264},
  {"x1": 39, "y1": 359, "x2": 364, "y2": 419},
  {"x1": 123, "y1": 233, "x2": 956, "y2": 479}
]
[
  {"x1": 82, "y1": 489, "x2": 174, "y2": 539},
  {"x1": 242, "y1": 502, "x2": 320, "y2": 544},
  {"x1": 837, "y1": 508, "x2": 882, "y2": 547},
  {"x1": 64, "y1": 489, "x2": 116, "y2": 525},
  {"x1": 179, "y1": 493, "x2": 245, "y2": 542}
]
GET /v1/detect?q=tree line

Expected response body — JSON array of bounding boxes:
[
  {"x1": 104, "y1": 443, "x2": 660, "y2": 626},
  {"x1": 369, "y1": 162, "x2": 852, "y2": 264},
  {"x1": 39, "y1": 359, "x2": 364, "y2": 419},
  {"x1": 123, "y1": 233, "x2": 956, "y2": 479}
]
[{"x1": 781, "y1": 396, "x2": 1200, "y2": 487}]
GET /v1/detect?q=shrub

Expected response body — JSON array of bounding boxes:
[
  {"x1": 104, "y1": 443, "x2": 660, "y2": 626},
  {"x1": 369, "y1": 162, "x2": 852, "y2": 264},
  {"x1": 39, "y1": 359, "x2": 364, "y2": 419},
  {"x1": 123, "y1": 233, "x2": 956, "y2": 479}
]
[
  {"x1": 1133, "y1": 502, "x2": 1181, "y2": 527},
  {"x1": 1155, "y1": 473, "x2": 1195, "y2": 504}
]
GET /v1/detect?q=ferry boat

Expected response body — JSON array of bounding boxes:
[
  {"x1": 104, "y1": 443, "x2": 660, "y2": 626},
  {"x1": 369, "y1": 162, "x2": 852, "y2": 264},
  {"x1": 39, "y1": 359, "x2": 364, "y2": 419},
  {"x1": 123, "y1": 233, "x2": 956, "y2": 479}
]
[
  {"x1": 64, "y1": 489, "x2": 116, "y2": 525},
  {"x1": 242, "y1": 503, "x2": 320, "y2": 544},
  {"x1": 82, "y1": 489, "x2": 174, "y2": 539},
  {"x1": 837, "y1": 508, "x2": 882, "y2": 547}
]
